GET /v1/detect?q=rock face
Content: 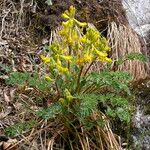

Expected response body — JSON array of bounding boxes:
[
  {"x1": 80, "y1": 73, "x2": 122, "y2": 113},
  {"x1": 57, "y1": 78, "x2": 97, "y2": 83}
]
[
  {"x1": 132, "y1": 78, "x2": 150, "y2": 149},
  {"x1": 122, "y1": 0, "x2": 150, "y2": 38}
]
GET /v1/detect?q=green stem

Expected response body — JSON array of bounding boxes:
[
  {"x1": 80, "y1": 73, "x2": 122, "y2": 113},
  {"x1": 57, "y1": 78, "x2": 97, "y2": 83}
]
[
  {"x1": 83, "y1": 61, "x2": 94, "y2": 76},
  {"x1": 55, "y1": 82, "x2": 60, "y2": 96},
  {"x1": 68, "y1": 45, "x2": 72, "y2": 70},
  {"x1": 82, "y1": 83, "x2": 95, "y2": 93},
  {"x1": 76, "y1": 66, "x2": 84, "y2": 93},
  {"x1": 88, "y1": 86, "x2": 98, "y2": 93},
  {"x1": 82, "y1": 83, "x2": 106, "y2": 94},
  {"x1": 55, "y1": 76, "x2": 61, "y2": 97}
]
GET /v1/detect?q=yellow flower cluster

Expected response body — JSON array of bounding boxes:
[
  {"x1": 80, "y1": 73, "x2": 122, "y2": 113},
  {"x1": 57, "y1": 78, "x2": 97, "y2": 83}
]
[
  {"x1": 41, "y1": 6, "x2": 112, "y2": 76},
  {"x1": 58, "y1": 88, "x2": 74, "y2": 104},
  {"x1": 60, "y1": 6, "x2": 87, "y2": 46},
  {"x1": 76, "y1": 28, "x2": 112, "y2": 64}
]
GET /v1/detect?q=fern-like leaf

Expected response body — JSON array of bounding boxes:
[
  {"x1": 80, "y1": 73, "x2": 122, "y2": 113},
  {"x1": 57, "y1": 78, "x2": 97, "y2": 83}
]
[{"x1": 37, "y1": 103, "x2": 61, "y2": 120}]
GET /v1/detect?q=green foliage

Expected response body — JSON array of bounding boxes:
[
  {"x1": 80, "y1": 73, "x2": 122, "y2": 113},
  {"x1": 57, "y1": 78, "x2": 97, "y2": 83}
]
[
  {"x1": 6, "y1": 72, "x2": 52, "y2": 91},
  {"x1": 86, "y1": 70, "x2": 132, "y2": 95},
  {"x1": 6, "y1": 72, "x2": 30, "y2": 86},
  {"x1": 85, "y1": 71, "x2": 132, "y2": 123},
  {"x1": 116, "y1": 52, "x2": 147, "y2": 65},
  {"x1": 0, "y1": 63, "x2": 11, "y2": 74},
  {"x1": 6, "y1": 7, "x2": 137, "y2": 141},
  {"x1": 5, "y1": 120, "x2": 37, "y2": 137},
  {"x1": 75, "y1": 92, "x2": 131, "y2": 123},
  {"x1": 37, "y1": 103, "x2": 62, "y2": 119},
  {"x1": 127, "y1": 52, "x2": 146, "y2": 62},
  {"x1": 37, "y1": 69, "x2": 132, "y2": 123},
  {"x1": 75, "y1": 94, "x2": 99, "y2": 118}
]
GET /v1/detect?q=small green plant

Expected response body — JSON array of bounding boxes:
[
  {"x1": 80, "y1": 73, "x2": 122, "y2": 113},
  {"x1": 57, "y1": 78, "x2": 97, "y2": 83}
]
[
  {"x1": 5, "y1": 120, "x2": 37, "y2": 137},
  {"x1": 6, "y1": 72, "x2": 52, "y2": 91},
  {"x1": 0, "y1": 63, "x2": 11, "y2": 74},
  {"x1": 116, "y1": 52, "x2": 147, "y2": 65}
]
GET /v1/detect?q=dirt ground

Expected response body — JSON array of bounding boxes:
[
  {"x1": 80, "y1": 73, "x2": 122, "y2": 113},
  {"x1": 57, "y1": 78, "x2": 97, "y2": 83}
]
[{"x1": 37, "y1": 0, "x2": 128, "y2": 32}]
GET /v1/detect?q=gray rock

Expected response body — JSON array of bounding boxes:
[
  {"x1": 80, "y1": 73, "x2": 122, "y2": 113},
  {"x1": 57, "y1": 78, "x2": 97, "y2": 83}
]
[{"x1": 122, "y1": 0, "x2": 150, "y2": 38}]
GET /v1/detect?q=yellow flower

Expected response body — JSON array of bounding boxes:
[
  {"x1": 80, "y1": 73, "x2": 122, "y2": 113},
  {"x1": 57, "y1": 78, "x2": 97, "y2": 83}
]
[
  {"x1": 95, "y1": 49, "x2": 108, "y2": 57},
  {"x1": 105, "y1": 57, "x2": 112, "y2": 63},
  {"x1": 69, "y1": 5, "x2": 76, "y2": 17},
  {"x1": 62, "y1": 21, "x2": 69, "y2": 27},
  {"x1": 74, "y1": 19, "x2": 87, "y2": 27},
  {"x1": 104, "y1": 46, "x2": 111, "y2": 51},
  {"x1": 67, "y1": 36, "x2": 74, "y2": 45},
  {"x1": 86, "y1": 28, "x2": 100, "y2": 42},
  {"x1": 72, "y1": 29, "x2": 79, "y2": 41},
  {"x1": 56, "y1": 57, "x2": 62, "y2": 65},
  {"x1": 41, "y1": 55, "x2": 51, "y2": 63},
  {"x1": 61, "y1": 13, "x2": 70, "y2": 19},
  {"x1": 62, "y1": 19, "x2": 74, "y2": 28},
  {"x1": 57, "y1": 65, "x2": 69, "y2": 74},
  {"x1": 83, "y1": 54, "x2": 93, "y2": 63},
  {"x1": 76, "y1": 54, "x2": 93, "y2": 65},
  {"x1": 101, "y1": 37, "x2": 107, "y2": 45},
  {"x1": 98, "y1": 56, "x2": 112, "y2": 63},
  {"x1": 45, "y1": 75, "x2": 54, "y2": 82},
  {"x1": 64, "y1": 89, "x2": 74, "y2": 101},
  {"x1": 62, "y1": 6, "x2": 76, "y2": 19},
  {"x1": 59, "y1": 98, "x2": 65, "y2": 104},
  {"x1": 60, "y1": 55, "x2": 73, "y2": 62},
  {"x1": 98, "y1": 57, "x2": 106, "y2": 62},
  {"x1": 80, "y1": 36, "x2": 91, "y2": 44}
]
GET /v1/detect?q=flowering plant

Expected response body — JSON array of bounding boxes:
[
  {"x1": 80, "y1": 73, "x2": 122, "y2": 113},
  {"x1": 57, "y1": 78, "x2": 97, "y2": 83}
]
[
  {"x1": 41, "y1": 6, "x2": 112, "y2": 102},
  {"x1": 6, "y1": 6, "x2": 134, "y2": 149}
]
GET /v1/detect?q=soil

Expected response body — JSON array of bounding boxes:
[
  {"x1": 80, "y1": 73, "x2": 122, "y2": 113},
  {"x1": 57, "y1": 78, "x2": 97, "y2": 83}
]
[{"x1": 32, "y1": 0, "x2": 128, "y2": 33}]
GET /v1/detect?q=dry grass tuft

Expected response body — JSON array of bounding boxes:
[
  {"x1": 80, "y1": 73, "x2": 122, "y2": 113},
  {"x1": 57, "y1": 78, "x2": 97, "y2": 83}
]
[
  {"x1": 107, "y1": 22, "x2": 149, "y2": 80},
  {"x1": 6, "y1": 113, "x2": 121, "y2": 150},
  {"x1": 0, "y1": 0, "x2": 26, "y2": 39}
]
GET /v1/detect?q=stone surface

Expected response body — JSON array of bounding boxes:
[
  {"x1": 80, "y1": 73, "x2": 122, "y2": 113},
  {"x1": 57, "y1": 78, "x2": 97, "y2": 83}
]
[
  {"x1": 132, "y1": 78, "x2": 150, "y2": 149},
  {"x1": 122, "y1": 0, "x2": 150, "y2": 38}
]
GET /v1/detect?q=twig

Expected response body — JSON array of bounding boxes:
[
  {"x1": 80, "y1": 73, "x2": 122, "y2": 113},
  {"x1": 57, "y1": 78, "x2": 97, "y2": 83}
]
[{"x1": 0, "y1": 9, "x2": 10, "y2": 39}]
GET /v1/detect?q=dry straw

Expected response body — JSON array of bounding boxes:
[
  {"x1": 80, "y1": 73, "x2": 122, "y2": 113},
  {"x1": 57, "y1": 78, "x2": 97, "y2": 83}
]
[{"x1": 107, "y1": 22, "x2": 148, "y2": 80}]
